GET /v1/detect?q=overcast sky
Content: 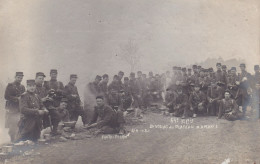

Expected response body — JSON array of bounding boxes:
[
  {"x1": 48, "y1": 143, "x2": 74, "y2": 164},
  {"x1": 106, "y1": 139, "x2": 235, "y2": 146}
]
[{"x1": 0, "y1": 0, "x2": 259, "y2": 84}]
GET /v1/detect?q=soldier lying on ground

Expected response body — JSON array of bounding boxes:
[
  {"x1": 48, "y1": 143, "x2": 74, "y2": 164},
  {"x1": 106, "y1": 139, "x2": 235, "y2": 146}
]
[{"x1": 85, "y1": 96, "x2": 126, "y2": 135}]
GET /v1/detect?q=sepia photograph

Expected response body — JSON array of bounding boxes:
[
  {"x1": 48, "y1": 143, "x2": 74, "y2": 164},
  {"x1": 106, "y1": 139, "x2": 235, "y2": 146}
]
[{"x1": 0, "y1": 0, "x2": 259, "y2": 163}]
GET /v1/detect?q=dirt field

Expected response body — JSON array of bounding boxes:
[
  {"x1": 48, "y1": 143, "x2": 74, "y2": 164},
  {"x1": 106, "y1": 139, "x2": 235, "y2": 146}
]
[{"x1": 2, "y1": 111, "x2": 260, "y2": 164}]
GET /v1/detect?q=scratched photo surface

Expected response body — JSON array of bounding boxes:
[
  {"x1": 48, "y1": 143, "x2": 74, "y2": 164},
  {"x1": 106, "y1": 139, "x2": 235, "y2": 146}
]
[{"x1": 0, "y1": 0, "x2": 259, "y2": 164}]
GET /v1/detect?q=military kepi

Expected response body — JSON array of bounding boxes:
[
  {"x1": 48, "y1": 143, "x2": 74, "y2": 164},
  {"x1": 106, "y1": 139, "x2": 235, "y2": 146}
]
[
  {"x1": 36, "y1": 72, "x2": 46, "y2": 77},
  {"x1": 27, "y1": 79, "x2": 35, "y2": 85},
  {"x1": 50, "y1": 69, "x2": 58, "y2": 74},
  {"x1": 16, "y1": 72, "x2": 24, "y2": 77},
  {"x1": 239, "y1": 63, "x2": 246, "y2": 67},
  {"x1": 70, "y1": 74, "x2": 78, "y2": 79}
]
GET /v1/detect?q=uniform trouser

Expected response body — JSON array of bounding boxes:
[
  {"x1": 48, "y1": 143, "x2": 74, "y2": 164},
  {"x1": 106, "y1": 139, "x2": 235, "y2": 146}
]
[
  {"x1": 132, "y1": 94, "x2": 142, "y2": 109},
  {"x1": 5, "y1": 112, "x2": 20, "y2": 142},
  {"x1": 100, "y1": 111, "x2": 125, "y2": 134},
  {"x1": 17, "y1": 118, "x2": 42, "y2": 142},
  {"x1": 43, "y1": 110, "x2": 60, "y2": 132},
  {"x1": 237, "y1": 90, "x2": 250, "y2": 115},
  {"x1": 142, "y1": 93, "x2": 151, "y2": 108},
  {"x1": 190, "y1": 104, "x2": 207, "y2": 115},
  {"x1": 207, "y1": 100, "x2": 219, "y2": 116},
  {"x1": 173, "y1": 105, "x2": 187, "y2": 117},
  {"x1": 224, "y1": 112, "x2": 243, "y2": 121},
  {"x1": 69, "y1": 109, "x2": 88, "y2": 125}
]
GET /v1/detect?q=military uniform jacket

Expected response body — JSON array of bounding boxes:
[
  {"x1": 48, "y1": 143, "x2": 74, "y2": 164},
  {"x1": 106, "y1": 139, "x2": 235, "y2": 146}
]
[
  {"x1": 89, "y1": 81, "x2": 101, "y2": 96},
  {"x1": 173, "y1": 93, "x2": 188, "y2": 108},
  {"x1": 108, "y1": 81, "x2": 122, "y2": 93},
  {"x1": 98, "y1": 81, "x2": 108, "y2": 96},
  {"x1": 44, "y1": 80, "x2": 64, "y2": 92},
  {"x1": 218, "y1": 98, "x2": 239, "y2": 119},
  {"x1": 129, "y1": 79, "x2": 142, "y2": 96},
  {"x1": 207, "y1": 86, "x2": 224, "y2": 101},
  {"x1": 214, "y1": 70, "x2": 226, "y2": 84},
  {"x1": 64, "y1": 82, "x2": 81, "y2": 110},
  {"x1": 5, "y1": 82, "x2": 25, "y2": 112},
  {"x1": 90, "y1": 105, "x2": 117, "y2": 128},
  {"x1": 189, "y1": 91, "x2": 207, "y2": 106},
  {"x1": 19, "y1": 92, "x2": 44, "y2": 134},
  {"x1": 35, "y1": 84, "x2": 47, "y2": 99},
  {"x1": 254, "y1": 72, "x2": 260, "y2": 84}
]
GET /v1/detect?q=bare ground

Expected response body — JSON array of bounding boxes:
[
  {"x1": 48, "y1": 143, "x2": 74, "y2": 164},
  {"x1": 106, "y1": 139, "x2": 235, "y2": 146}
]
[{"x1": 2, "y1": 112, "x2": 260, "y2": 164}]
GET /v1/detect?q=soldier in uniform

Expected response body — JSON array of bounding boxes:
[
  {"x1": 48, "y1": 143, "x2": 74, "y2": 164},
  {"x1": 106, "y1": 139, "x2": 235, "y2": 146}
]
[
  {"x1": 129, "y1": 72, "x2": 142, "y2": 116},
  {"x1": 118, "y1": 71, "x2": 124, "y2": 88},
  {"x1": 44, "y1": 69, "x2": 64, "y2": 92},
  {"x1": 253, "y1": 65, "x2": 260, "y2": 117},
  {"x1": 171, "y1": 85, "x2": 189, "y2": 118},
  {"x1": 226, "y1": 67, "x2": 239, "y2": 99},
  {"x1": 108, "y1": 75, "x2": 121, "y2": 93},
  {"x1": 191, "y1": 65, "x2": 199, "y2": 85},
  {"x1": 254, "y1": 65, "x2": 260, "y2": 84},
  {"x1": 236, "y1": 63, "x2": 252, "y2": 116},
  {"x1": 188, "y1": 83, "x2": 207, "y2": 118},
  {"x1": 35, "y1": 72, "x2": 47, "y2": 99},
  {"x1": 84, "y1": 75, "x2": 102, "y2": 112},
  {"x1": 187, "y1": 68, "x2": 192, "y2": 77},
  {"x1": 17, "y1": 80, "x2": 49, "y2": 142},
  {"x1": 98, "y1": 74, "x2": 109, "y2": 103},
  {"x1": 56, "y1": 98, "x2": 70, "y2": 123},
  {"x1": 4, "y1": 72, "x2": 25, "y2": 142},
  {"x1": 215, "y1": 63, "x2": 226, "y2": 85},
  {"x1": 218, "y1": 90, "x2": 243, "y2": 121},
  {"x1": 149, "y1": 75, "x2": 163, "y2": 103},
  {"x1": 165, "y1": 88, "x2": 175, "y2": 114},
  {"x1": 122, "y1": 77, "x2": 133, "y2": 110},
  {"x1": 64, "y1": 74, "x2": 86, "y2": 126},
  {"x1": 207, "y1": 82, "x2": 224, "y2": 116},
  {"x1": 198, "y1": 69, "x2": 211, "y2": 94},
  {"x1": 86, "y1": 96, "x2": 126, "y2": 135},
  {"x1": 89, "y1": 75, "x2": 102, "y2": 96}
]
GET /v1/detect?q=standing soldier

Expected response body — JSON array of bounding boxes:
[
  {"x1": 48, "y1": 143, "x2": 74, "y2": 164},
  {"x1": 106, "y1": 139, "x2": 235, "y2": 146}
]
[
  {"x1": 17, "y1": 80, "x2": 49, "y2": 142},
  {"x1": 35, "y1": 72, "x2": 47, "y2": 99},
  {"x1": 88, "y1": 75, "x2": 102, "y2": 96},
  {"x1": 129, "y1": 72, "x2": 142, "y2": 117},
  {"x1": 4, "y1": 72, "x2": 25, "y2": 142},
  {"x1": 136, "y1": 71, "x2": 145, "y2": 107},
  {"x1": 191, "y1": 65, "x2": 199, "y2": 85},
  {"x1": 187, "y1": 68, "x2": 192, "y2": 77},
  {"x1": 253, "y1": 65, "x2": 260, "y2": 116},
  {"x1": 64, "y1": 74, "x2": 86, "y2": 126},
  {"x1": 122, "y1": 77, "x2": 133, "y2": 110},
  {"x1": 236, "y1": 63, "x2": 252, "y2": 116},
  {"x1": 222, "y1": 65, "x2": 228, "y2": 88},
  {"x1": 226, "y1": 67, "x2": 239, "y2": 99},
  {"x1": 215, "y1": 63, "x2": 226, "y2": 85},
  {"x1": 254, "y1": 65, "x2": 260, "y2": 84},
  {"x1": 44, "y1": 69, "x2": 64, "y2": 92},
  {"x1": 84, "y1": 75, "x2": 102, "y2": 111},
  {"x1": 118, "y1": 71, "x2": 124, "y2": 89},
  {"x1": 99, "y1": 74, "x2": 109, "y2": 103}
]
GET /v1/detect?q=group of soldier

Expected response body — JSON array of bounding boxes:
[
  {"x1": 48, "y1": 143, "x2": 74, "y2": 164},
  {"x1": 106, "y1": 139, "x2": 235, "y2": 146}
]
[{"x1": 4, "y1": 62, "x2": 260, "y2": 143}]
